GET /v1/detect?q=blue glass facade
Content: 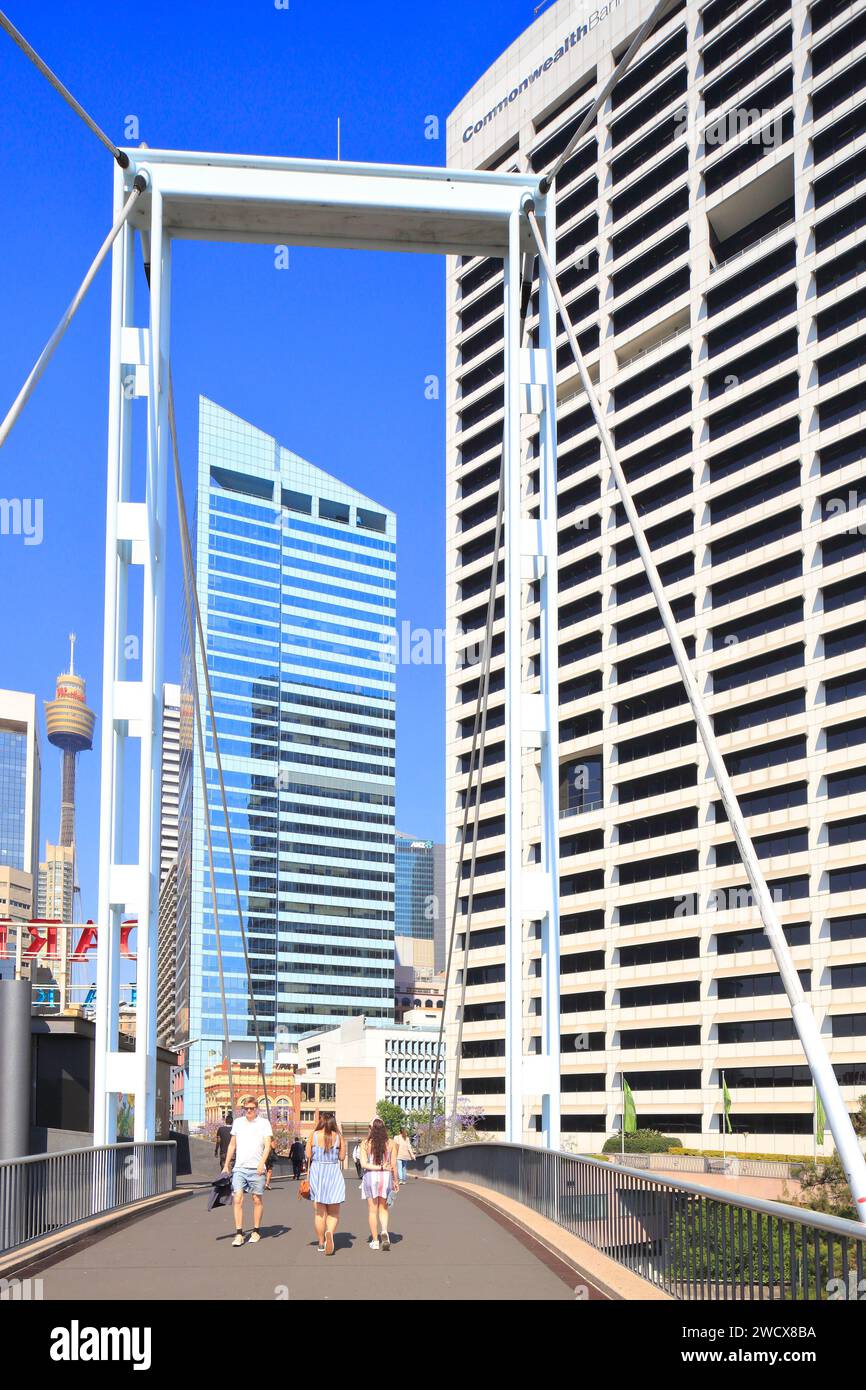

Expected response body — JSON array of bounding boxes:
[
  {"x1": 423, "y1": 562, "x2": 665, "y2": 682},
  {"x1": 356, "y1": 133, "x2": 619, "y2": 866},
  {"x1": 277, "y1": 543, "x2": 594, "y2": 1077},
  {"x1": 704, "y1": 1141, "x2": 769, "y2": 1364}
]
[
  {"x1": 0, "y1": 729, "x2": 27, "y2": 870},
  {"x1": 395, "y1": 835, "x2": 435, "y2": 948},
  {"x1": 176, "y1": 400, "x2": 396, "y2": 1122}
]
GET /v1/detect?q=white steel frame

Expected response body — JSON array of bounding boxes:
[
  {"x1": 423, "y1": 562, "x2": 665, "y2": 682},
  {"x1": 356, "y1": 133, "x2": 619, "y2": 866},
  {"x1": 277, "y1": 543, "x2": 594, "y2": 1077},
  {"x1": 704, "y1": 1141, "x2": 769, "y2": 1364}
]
[{"x1": 94, "y1": 151, "x2": 562, "y2": 1145}]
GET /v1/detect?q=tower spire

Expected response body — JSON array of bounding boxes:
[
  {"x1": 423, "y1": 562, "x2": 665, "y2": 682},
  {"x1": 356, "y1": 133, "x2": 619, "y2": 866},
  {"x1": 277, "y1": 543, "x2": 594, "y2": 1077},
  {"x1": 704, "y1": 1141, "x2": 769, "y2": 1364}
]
[{"x1": 68, "y1": 631, "x2": 76, "y2": 675}]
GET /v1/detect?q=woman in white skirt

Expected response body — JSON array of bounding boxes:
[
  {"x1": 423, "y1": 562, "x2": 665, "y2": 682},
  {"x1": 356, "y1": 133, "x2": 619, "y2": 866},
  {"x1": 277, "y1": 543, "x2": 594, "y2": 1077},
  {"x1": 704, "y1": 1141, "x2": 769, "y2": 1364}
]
[{"x1": 360, "y1": 1117, "x2": 399, "y2": 1251}]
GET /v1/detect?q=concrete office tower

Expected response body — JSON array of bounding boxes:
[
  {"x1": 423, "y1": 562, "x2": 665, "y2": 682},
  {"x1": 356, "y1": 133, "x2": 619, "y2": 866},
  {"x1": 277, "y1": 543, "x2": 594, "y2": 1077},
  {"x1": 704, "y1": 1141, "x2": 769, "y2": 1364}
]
[
  {"x1": 0, "y1": 867, "x2": 35, "y2": 984},
  {"x1": 159, "y1": 685, "x2": 181, "y2": 886},
  {"x1": 433, "y1": 841, "x2": 447, "y2": 972},
  {"x1": 156, "y1": 860, "x2": 178, "y2": 1049},
  {"x1": 0, "y1": 690, "x2": 41, "y2": 924},
  {"x1": 156, "y1": 685, "x2": 181, "y2": 1049},
  {"x1": 44, "y1": 636, "x2": 94, "y2": 852},
  {"x1": 176, "y1": 398, "x2": 397, "y2": 1123},
  {"x1": 37, "y1": 842, "x2": 74, "y2": 921},
  {"x1": 446, "y1": 0, "x2": 866, "y2": 1153}
]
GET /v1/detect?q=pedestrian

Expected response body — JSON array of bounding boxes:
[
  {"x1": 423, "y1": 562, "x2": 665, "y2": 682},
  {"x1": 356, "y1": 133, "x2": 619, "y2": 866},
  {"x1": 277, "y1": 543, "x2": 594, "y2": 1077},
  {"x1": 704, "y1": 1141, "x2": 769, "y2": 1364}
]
[
  {"x1": 264, "y1": 1134, "x2": 277, "y2": 1191},
  {"x1": 393, "y1": 1127, "x2": 416, "y2": 1183},
  {"x1": 359, "y1": 1116, "x2": 399, "y2": 1252},
  {"x1": 222, "y1": 1096, "x2": 272, "y2": 1247},
  {"x1": 215, "y1": 1110, "x2": 234, "y2": 1170},
  {"x1": 289, "y1": 1135, "x2": 305, "y2": 1181},
  {"x1": 306, "y1": 1116, "x2": 346, "y2": 1256}
]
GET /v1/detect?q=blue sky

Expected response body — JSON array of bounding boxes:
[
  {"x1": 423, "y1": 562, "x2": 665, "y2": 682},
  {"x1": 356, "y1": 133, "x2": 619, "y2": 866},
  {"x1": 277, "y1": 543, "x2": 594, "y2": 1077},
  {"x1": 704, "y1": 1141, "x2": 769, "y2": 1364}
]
[{"x1": 0, "y1": 0, "x2": 541, "y2": 912}]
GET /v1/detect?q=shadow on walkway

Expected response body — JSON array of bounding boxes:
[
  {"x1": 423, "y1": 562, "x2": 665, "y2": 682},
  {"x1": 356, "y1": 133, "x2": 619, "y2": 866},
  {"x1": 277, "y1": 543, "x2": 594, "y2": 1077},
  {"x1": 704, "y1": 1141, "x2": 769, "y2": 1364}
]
[{"x1": 37, "y1": 1172, "x2": 577, "y2": 1301}]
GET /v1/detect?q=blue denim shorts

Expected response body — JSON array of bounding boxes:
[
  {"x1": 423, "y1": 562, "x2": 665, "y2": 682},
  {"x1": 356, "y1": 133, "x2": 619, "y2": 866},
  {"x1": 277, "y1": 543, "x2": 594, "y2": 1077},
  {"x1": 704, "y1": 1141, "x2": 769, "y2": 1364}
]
[{"x1": 231, "y1": 1167, "x2": 266, "y2": 1196}]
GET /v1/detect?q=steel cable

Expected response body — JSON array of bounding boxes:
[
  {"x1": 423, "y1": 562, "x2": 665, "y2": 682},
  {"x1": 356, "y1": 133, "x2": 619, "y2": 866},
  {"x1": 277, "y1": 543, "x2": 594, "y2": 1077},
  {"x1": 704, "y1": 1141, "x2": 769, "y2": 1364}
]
[
  {"x1": 0, "y1": 179, "x2": 146, "y2": 449},
  {"x1": 536, "y1": 0, "x2": 674, "y2": 194},
  {"x1": 0, "y1": 8, "x2": 128, "y2": 165}
]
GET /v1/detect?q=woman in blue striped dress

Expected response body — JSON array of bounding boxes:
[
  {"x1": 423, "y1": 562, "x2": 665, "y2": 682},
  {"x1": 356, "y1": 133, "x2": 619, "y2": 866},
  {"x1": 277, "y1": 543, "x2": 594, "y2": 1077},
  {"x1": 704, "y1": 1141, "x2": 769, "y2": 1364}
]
[{"x1": 306, "y1": 1117, "x2": 346, "y2": 1256}]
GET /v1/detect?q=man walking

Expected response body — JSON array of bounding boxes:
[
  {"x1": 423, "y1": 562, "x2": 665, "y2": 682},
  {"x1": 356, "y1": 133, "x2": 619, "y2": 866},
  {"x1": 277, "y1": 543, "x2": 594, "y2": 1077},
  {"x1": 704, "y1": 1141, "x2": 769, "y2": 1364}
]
[
  {"x1": 289, "y1": 1135, "x2": 305, "y2": 1181},
  {"x1": 215, "y1": 1110, "x2": 234, "y2": 1170},
  {"x1": 222, "y1": 1096, "x2": 272, "y2": 1247}
]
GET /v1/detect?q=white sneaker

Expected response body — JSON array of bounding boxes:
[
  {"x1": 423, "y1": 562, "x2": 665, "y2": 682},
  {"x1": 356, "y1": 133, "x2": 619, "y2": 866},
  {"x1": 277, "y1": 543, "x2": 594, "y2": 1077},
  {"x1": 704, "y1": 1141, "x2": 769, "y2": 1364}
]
[
  {"x1": 232, "y1": 1234, "x2": 245, "y2": 1248},
  {"x1": 369, "y1": 1240, "x2": 380, "y2": 1251}
]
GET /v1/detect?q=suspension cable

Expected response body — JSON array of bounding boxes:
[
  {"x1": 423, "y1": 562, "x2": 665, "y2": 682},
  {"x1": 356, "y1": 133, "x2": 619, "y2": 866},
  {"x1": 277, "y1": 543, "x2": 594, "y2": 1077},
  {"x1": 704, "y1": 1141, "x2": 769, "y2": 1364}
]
[
  {"x1": 176, "y1": 451, "x2": 236, "y2": 1121},
  {"x1": 423, "y1": 490, "x2": 502, "y2": 1152},
  {"x1": 168, "y1": 379, "x2": 273, "y2": 1126},
  {"x1": 0, "y1": 176, "x2": 146, "y2": 450},
  {"x1": 447, "y1": 468, "x2": 506, "y2": 1144},
  {"x1": 425, "y1": 252, "x2": 537, "y2": 1153},
  {"x1": 525, "y1": 200, "x2": 866, "y2": 1221},
  {"x1": 0, "y1": 8, "x2": 128, "y2": 166},
  {"x1": 537, "y1": 0, "x2": 673, "y2": 193}
]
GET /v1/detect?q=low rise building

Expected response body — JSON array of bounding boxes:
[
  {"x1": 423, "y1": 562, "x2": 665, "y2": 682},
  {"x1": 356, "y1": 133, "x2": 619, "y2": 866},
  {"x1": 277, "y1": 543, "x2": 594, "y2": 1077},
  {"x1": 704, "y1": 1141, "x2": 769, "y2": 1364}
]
[
  {"x1": 203, "y1": 1058, "x2": 302, "y2": 1145},
  {"x1": 298, "y1": 1016, "x2": 446, "y2": 1125}
]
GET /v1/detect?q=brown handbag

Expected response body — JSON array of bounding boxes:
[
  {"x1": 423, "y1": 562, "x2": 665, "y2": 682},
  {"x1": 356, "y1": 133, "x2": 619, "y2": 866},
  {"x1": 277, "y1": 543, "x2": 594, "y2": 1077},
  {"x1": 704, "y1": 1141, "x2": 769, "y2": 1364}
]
[{"x1": 298, "y1": 1139, "x2": 311, "y2": 1200}]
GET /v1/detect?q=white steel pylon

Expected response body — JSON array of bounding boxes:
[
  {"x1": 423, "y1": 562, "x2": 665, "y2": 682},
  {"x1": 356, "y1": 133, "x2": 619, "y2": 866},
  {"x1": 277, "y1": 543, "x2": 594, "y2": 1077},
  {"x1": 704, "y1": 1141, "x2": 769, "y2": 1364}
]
[{"x1": 92, "y1": 151, "x2": 561, "y2": 1144}]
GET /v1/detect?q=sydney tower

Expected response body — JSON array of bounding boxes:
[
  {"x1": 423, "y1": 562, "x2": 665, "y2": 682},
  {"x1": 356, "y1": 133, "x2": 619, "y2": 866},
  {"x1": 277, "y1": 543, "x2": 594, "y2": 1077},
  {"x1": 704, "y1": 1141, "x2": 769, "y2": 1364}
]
[{"x1": 44, "y1": 635, "x2": 95, "y2": 850}]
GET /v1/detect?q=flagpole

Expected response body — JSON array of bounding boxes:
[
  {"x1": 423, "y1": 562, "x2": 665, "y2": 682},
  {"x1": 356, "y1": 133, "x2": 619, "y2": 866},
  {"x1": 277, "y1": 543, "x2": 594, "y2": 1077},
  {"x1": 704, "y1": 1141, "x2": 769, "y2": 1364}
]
[
  {"x1": 621, "y1": 1075, "x2": 625, "y2": 1157},
  {"x1": 722, "y1": 1072, "x2": 726, "y2": 1165},
  {"x1": 813, "y1": 1086, "x2": 817, "y2": 1166}
]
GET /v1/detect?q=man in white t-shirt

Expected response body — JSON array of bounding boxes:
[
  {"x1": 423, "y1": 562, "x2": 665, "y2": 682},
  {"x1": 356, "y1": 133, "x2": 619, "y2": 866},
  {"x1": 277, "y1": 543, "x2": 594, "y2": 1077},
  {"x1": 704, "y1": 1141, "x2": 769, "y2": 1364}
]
[{"x1": 223, "y1": 1095, "x2": 273, "y2": 1247}]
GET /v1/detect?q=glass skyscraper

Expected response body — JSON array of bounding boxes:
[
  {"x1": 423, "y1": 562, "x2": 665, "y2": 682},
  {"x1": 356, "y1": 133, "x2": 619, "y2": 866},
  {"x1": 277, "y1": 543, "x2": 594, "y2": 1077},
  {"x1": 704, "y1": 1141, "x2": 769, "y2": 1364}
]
[
  {"x1": 395, "y1": 835, "x2": 436, "y2": 956},
  {"x1": 0, "y1": 688, "x2": 41, "y2": 889},
  {"x1": 0, "y1": 728, "x2": 28, "y2": 871},
  {"x1": 394, "y1": 834, "x2": 446, "y2": 1007},
  {"x1": 177, "y1": 398, "x2": 396, "y2": 1122}
]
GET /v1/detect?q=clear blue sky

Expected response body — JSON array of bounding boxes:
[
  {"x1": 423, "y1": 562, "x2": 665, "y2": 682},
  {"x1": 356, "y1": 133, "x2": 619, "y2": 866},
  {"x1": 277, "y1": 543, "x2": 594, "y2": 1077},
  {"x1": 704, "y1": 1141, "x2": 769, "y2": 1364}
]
[{"x1": 0, "y1": 0, "x2": 540, "y2": 914}]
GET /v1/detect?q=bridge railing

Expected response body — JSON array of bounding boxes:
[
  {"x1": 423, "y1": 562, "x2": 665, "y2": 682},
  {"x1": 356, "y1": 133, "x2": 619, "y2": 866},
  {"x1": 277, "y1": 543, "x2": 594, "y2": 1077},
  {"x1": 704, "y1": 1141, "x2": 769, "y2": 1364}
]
[
  {"x1": 415, "y1": 1142, "x2": 866, "y2": 1300},
  {"x1": 610, "y1": 1151, "x2": 798, "y2": 1180},
  {"x1": 0, "y1": 1142, "x2": 177, "y2": 1257}
]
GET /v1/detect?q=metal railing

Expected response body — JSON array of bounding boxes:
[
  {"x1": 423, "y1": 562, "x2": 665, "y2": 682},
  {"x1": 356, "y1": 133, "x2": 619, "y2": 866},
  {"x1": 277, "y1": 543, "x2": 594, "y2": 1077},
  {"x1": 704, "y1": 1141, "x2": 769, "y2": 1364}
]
[
  {"x1": 0, "y1": 1142, "x2": 177, "y2": 1257},
  {"x1": 617, "y1": 323, "x2": 689, "y2": 370},
  {"x1": 560, "y1": 798, "x2": 604, "y2": 819},
  {"x1": 608, "y1": 1151, "x2": 800, "y2": 1180},
  {"x1": 416, "y1": 1142, "x2": 866, "y2": 1300},
  {"x1": 712, "y1": 219, "x2": 795, "y2": 272}
]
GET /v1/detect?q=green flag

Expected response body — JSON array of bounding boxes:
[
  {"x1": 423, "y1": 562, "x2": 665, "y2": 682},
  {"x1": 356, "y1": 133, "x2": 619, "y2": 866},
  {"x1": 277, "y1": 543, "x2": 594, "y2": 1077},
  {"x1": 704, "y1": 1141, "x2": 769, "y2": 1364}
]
[
  {"x1": 623, "y1": 1077, "x2": 637, "y2": 1134},
  {"x1": 816, "y1": 1089, "x2": 826, "y2": 1147},
  {"x1": 722, "y1": 1073, "x2": 733, "y2": 1135}
]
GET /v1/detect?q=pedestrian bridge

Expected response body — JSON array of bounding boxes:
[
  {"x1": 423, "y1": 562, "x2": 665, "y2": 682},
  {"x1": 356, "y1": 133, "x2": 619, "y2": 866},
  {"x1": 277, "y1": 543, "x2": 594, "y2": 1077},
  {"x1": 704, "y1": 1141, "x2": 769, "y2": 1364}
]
[{"x1": 2, "y1": 1140, "x2": 864, "y2": 1302}]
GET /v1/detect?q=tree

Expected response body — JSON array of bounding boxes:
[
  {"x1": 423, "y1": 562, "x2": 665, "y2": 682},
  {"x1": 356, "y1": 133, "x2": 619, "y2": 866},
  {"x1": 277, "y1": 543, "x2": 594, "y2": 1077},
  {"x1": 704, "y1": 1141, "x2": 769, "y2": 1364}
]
[
  {"x1": 405, "y1": 1100, "x2": 487, "y2": 1152},
  {"x1": 375, "y1": 1099, "x2": 407, "y2": 1137},
  {"x1": 405, "y1": 1100, "x2": 445, "y2": 1153},
  {"x1": 797, "y1": 1156, "x2": 857, "y2": 1223},
  {"x1": 796, "y1": 1093, "x2": 866, "y2": 1223}
]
